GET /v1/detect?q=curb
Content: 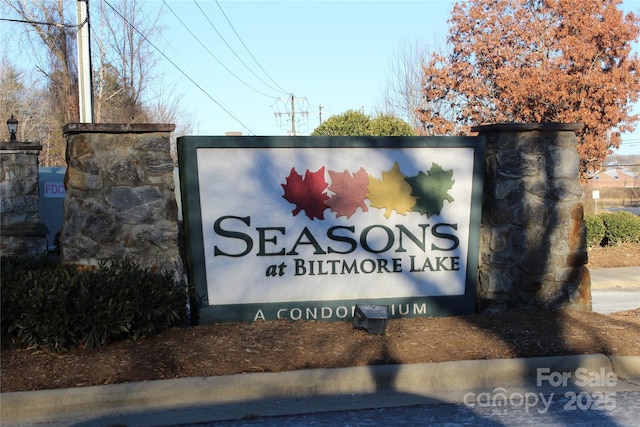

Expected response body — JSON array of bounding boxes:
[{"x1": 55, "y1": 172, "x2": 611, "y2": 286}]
[{"x1": 2, "y1": 354, "x2": 639, "y2": 426}]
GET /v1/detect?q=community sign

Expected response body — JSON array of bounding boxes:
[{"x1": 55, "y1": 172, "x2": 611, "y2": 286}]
[{"x1": 178, "y1": 136, "x2": 484, "y2": 324}]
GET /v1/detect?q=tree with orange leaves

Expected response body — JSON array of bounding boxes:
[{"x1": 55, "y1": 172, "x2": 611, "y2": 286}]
[{"x1": 418, "y1": 0, "x2": 640, "y2": 178}]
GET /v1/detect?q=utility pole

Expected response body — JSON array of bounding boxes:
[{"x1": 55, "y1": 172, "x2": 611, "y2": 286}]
[
  {"x1": 291, "y1": 95, "x2": 295, "y2": 136},
  {"x1": 272, "y1": 94, "x2": 310, "y2": 136},
  {"x1": 319, "y1": 104, "x2": 323, "y2": 125},
  {"x1": 76, "y1": 0, "x2": 94, "y2": 123}
]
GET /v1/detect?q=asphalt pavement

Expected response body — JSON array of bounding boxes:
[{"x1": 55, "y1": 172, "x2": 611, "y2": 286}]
[
  {"x1": 2, "y1": 267, "x2": 639, "y2": 427},
  {"x1": 589, "y1": 266, "x2": 640, "y2": 291},
  {"x1": 591, "y1": 266, "x2": 640, "y2": 314}
]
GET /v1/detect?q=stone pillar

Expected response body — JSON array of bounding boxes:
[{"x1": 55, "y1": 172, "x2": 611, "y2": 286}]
[
  {"x1": 0, "y1": 141, "x2": 48, "y2": 256},
  {"x1": 472, "y1": 123, "x2": 590, "y2": 312},
  {"x1": 59, "y1": 123, "x2": 183, "y2": 280}
]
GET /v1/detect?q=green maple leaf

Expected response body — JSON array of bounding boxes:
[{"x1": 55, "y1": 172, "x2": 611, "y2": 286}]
[{"x1": 405, "y1": 163, "x2": 455, "y2": 217}]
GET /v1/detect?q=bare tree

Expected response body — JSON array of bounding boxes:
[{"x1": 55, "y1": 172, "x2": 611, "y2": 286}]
[
  {"x1": 376, "y1": 37, "x2": 451, "y2": 134},
  {"x1": 146, "y1": 78, "x2": 197, "y2": 163},
  {"x1": 376, "y1": 38, "x2": 427, "y2": 130},
  {"x1": 3, "y1": 0, "x2": 192, "y2": 164},
  {"x1": 96, "y1": 0, "x2": 195, "y2": 161},
  {"x1": 0, "y1": 59, "x2": 49, "y2": 144},
  {"x1": 94, "y1": 0, "x2": 163, "y2": 123},
  {"x1": 0, "y1": 60, "x2": 26, "y2": 141},
  {"x1": 3, "y1": 0, "x2": 79, "y2": 165}
]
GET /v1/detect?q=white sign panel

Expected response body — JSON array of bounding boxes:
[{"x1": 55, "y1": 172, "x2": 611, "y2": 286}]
[{"x1": 178, "y1": 137, "x2": 484, "y2": 323}]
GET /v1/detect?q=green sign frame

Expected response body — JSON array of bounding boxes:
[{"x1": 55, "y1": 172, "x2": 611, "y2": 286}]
[{"x1": 178, "y1": 136, "x2": 485, "y2": 324}]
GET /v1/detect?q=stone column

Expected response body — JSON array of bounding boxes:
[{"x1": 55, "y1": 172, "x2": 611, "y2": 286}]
[
  {"x1": 472, "y1": 123, "x2": 590, "y2": 312},
  {"x1": 59, "y1": 123, "x2": 183, "y2": 280},
  {"x1": 0, "y1": 141, "x2": 48, "y2": 257}
]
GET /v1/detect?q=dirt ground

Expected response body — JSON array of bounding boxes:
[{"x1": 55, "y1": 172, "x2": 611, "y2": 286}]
[{"x1": 2, "y1": 243, "x2": 639, "y2": 393}]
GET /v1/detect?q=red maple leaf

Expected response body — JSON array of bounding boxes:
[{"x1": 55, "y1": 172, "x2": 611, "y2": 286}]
[
  {"x1": 282, "y1": 167, "x2": 329, "y2": 220},
  {"x1": 325, "y1": 167, "x2": 369, "y2": 219}
]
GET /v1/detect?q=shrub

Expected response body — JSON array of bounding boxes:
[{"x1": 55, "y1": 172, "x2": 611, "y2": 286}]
[
  {"x1": 584, "y1": 214, "x2": 606, "y2": 247},
  {"x1": 1, "y1": 257, "x2": 187, "y2": 351},
  {"x1": 599, "y1": 211, "x2": 640, "y2": 246}
]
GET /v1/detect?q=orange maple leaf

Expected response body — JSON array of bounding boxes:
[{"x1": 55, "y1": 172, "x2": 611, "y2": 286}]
[{"x1": 325, "y1": 167, "x2": 369, "y2": 219}]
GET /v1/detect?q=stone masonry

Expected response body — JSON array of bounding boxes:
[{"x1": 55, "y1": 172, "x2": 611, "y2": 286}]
[
  {"x1": 473, "y1": 124, "x2": 590, "y2": 312},
  {"x1": 56, "y1": 122, "x2": 590, "y2": 313},
  {"x1": 59, "y1": 123, "x2": 183, "y2": 280},
  {"x1": 0, "y1": 141, "x2": 47, "y2": 256}
]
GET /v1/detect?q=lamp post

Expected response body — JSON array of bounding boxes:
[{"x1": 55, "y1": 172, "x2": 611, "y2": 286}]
[{"x1": 6, "y1": 115, "x2": 18, "y2": 142}]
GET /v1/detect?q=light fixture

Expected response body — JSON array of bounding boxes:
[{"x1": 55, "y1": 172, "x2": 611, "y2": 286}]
[
  {"x1": 7, "y1": 115, "x2": 18, "y2": 142},
  {"x1": 353, "y1": 304, "x2": 389, "y2": 335}
]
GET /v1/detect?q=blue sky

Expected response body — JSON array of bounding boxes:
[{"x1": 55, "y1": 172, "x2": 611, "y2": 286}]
[
  {"x1": 2, "y1": 0, "x2": 638, "y2": 154},
  {"x1": 141, "y1": 0, "x2": 639, "y2": 154},
  {"x1": 141, "y1": 0, "x2": 453, "y2": 136}
]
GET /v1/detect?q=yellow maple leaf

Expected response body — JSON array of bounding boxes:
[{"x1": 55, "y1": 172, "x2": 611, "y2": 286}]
[{"x1": 367, "y1": 162, "x2": 416, "y2": 219}]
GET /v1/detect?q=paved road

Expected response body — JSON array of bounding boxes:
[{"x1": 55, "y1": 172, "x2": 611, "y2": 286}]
[
  {"x1": 605, "y1": 207, "x2": 640, "y2": 215},
  {"x1": 590, "y1": 266, "x2": 639, "y2": 314},
  {"x1": 592, "y1": 289, "x2": 640, "y2": 314},
  {"x1": 203, "y1": 390, "x2": 640, "y2": 427}
]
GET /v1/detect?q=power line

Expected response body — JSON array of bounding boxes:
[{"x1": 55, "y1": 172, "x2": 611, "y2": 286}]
[
  {"x1": 103, "y1": 0, "x2": 255, "y2": 135},
  {"x1": 131, "y1": 4, "x2": 222, "y2": 111},
  {"x1": 161, "y1": 0, "x2": 278, "y2": 99},
  {"x1": 212, "y1": 0, "x2": 290, "y2": 96},
  {"x1": 193, "y1": 0, "x2": 287, "y2": 97},
  {"x1": 0, "y1": 17, "x2": 85, "y2": 28}
]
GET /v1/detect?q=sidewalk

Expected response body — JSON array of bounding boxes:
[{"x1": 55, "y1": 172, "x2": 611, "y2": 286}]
[
  {"x1": 2, "y1": 354, "x2": 640, "y2": 427},
  {"x1": 590, "y1": 266, "x2": 640, "y2": 314},
  {"x1": 589, "y1": 266, "x2": 640, "y2": 290},
  {"x1": 2, "y1": 268, "x2": 639, "y2": 427}
]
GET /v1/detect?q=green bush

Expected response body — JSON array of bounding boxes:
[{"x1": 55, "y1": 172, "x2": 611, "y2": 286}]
[
  {"x1": 599, "y1": 211, "x2": 640, "y2": 246},
  {"x1": 1, "y1": 257, "x2": 187, "y2": 351},
  {"x1": 584, "y1": 214, "x2": 606, "y2": 247}
]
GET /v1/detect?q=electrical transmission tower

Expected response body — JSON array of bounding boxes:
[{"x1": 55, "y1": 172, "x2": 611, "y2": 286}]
[{"x1": 272, "y1": 94, "x2": 310, "y2": 135}]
